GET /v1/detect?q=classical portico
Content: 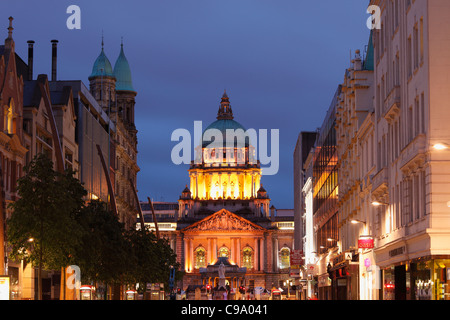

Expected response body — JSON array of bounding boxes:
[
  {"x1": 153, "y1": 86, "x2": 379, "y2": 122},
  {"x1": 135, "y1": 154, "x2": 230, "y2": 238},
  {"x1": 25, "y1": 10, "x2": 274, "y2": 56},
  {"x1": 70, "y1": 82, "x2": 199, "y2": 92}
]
[{"x1": 179, "y1": 209, "x2": 270, "y2": 290}]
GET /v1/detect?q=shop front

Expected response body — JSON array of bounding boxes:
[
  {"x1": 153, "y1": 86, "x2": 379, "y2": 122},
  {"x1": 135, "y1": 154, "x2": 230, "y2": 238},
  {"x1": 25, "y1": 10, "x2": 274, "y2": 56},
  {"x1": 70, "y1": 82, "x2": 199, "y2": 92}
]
[
  {"x1": 381, "y1": 256, "x2": 450, "y2": 300},
  {"x1": 328, "y1": 252, "x2": 359, "y2": 300},
  {"x1": 317, "y1": 273, "x2": 331, "y2": 300}
]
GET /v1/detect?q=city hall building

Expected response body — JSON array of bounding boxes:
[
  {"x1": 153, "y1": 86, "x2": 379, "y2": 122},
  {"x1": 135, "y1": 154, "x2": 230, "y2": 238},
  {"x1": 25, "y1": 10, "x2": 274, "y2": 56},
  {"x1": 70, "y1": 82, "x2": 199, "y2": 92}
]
[{"x1": 147, "y1": 93, "x2": 296, "y2": 294}]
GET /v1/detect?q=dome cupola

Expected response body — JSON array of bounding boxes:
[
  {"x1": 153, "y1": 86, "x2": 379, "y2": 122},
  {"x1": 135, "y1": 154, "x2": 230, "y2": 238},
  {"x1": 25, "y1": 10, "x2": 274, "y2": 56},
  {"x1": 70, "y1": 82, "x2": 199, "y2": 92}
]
[
  {"x1": 114, "y1": 41, "x2": 135, "y2": 92},
  {"x1": 89, "y1": 39, "x2": 114, "y2": 79}
]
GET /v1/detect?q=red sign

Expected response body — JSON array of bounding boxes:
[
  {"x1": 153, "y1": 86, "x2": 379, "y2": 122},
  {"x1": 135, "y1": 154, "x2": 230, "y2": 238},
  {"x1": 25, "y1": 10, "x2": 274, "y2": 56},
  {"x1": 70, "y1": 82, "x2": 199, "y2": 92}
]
[
  {"x1": 358, "y1": 237, "x2": 374, "y2": 249},
  {"x1": 290, "y1": 250, "x2": 304, "y2": 267}
]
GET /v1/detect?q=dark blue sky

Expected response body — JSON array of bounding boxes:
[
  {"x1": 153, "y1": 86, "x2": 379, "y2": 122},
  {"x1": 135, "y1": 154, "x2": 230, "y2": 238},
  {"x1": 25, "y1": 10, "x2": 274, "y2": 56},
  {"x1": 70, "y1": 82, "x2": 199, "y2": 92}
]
[{"x1": 1, "y1": 1, "x2": 371, "y2": 208}]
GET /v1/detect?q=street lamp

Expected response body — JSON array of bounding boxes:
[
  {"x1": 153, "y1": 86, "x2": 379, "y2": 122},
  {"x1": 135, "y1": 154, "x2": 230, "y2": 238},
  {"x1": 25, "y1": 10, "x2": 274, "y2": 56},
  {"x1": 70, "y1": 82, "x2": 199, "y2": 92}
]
[
  {"x1": 433, "y1": 143, "x2": 449, "y2": 150},
  {"x1": 371, "y1": 200, "x2": 388, "y2": 206},
  {"x1": 351, "y1": 219, "x2": 366, "y2": 225}
]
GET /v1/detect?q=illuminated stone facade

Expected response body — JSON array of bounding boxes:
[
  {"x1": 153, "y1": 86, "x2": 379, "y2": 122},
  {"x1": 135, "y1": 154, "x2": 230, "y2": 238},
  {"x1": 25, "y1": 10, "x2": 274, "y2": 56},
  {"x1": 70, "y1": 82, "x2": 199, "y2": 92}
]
[
  {"x1": 179, "y1": 92, "x2": 270, "y2": 219},
  {"x1": 170, "y1": 93, "x2": 295, "y2": 295}
]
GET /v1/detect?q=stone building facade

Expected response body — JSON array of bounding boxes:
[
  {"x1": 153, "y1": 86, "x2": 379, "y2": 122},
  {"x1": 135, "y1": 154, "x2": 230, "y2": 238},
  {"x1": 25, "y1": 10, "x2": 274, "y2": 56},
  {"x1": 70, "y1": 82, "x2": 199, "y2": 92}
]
[
  {"x1": 88, "y1": 40, "x2": 139, "y2": 230},
  {"x1": 158, "y1": 93, "x2": 295, "y2": 294}
]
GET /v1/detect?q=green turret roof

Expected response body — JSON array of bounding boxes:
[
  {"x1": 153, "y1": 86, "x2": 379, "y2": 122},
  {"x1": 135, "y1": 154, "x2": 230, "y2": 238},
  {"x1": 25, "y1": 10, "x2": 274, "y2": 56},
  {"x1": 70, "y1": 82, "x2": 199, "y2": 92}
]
[
  {"x1": 89, "y1": 45, "x2": 115, "y2": 79},
  {"x1": 114, "y1": 43, "x2": 135, "y2": 92},
  {"x1": 363, "y1": 30, "x2": 374, "y2": 71}
]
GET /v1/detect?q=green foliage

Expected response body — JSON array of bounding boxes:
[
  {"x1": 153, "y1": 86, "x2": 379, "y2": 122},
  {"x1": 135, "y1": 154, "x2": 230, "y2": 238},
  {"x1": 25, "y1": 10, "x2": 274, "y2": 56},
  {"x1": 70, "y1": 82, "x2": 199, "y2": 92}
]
[
  {"x1": 7, "y1": 153, "x2": 183, "y2": 294},
  {"x1": 73, "y1": 200, "x2": 133, "y2": 285},
  {"x1": 124, "y1": 228, "x2": 182, "y2": 292},
  {"x1": 7, "y1": 153, "x2": 86, "y2": 270}
]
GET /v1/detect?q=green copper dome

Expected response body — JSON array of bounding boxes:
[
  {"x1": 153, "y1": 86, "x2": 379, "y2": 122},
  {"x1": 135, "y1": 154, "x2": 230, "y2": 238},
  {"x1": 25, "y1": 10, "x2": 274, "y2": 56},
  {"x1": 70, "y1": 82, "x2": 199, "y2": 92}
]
[
  {"x1": 89, "y1": 47, "x2": 115, "y2": 78},
  {"x1": 202, "y1": 119, "x2": 249, "y2": 148},
  {"x1": 114, "y1": 44, "x2": 135, "y2": 92}
]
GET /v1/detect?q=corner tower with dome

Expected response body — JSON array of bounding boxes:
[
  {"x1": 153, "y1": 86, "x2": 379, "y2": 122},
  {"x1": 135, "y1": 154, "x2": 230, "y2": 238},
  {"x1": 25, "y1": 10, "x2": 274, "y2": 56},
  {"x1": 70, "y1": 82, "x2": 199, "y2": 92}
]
[
  {"x1": 88, "y1": 38, "x2": 140, "y2": 230},
  {"x1": 179, "y1": 92, "x2": 270, "y2": 219}
]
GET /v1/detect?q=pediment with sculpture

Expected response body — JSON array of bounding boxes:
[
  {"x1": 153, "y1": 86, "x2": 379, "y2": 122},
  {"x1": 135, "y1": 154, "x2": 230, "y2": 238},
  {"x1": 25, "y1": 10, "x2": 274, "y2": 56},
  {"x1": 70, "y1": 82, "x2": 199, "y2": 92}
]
[{"x1": 182, "y1": 209, "x2": 266, "y2": 233}]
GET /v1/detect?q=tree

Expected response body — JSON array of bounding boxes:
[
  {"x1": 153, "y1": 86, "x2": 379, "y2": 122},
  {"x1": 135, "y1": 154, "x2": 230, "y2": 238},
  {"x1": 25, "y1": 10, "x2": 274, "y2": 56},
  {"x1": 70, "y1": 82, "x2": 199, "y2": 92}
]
[
  {"x1": 74, "y1": 201, "x2": 183, "y2": 299},
  {"x1": 7, "y1": 153, "x2": 86, "y2": 300},
  {"x1": 73, "y1": 200, "x2": 133, "y2": 297},
  {"x1": 125, "y1": 227, "x2": 183, "y2": 295}
]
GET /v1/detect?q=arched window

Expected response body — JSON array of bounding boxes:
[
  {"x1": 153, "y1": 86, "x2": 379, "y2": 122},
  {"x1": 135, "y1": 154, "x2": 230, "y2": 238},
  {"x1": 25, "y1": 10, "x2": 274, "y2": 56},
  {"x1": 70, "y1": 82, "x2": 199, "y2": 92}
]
[
  {"x1": 279, "y1": 247, "x2": 290, "y2": 269},
  {"x1": 4, "y1": 99, "x2": 14, "y2": 134},
  {"x1": 218, "y1": 246, "x2": 229, "y2": 258},
  {"x1": 195, "y1": 247, "x2": 206, "y2": 269},
  {"x1": 242, "y1": 247, "x2": 253, "y2": 269}
]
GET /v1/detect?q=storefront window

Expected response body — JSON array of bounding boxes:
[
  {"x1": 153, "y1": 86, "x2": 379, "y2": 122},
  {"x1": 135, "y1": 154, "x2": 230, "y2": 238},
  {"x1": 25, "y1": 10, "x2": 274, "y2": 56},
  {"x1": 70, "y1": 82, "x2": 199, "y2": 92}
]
[
  {"x1": 383, "y1": 267, "x2": 395, "y2": 300},
  {"x1": 383, "y1": 259, "x2": 450, "y2": 300},
  {"x1": 411, "y1": 261, "x2": 432, "y2": 300},
  {"x1": 432, "y1": 259, "x2": 450, "y2": 301}
]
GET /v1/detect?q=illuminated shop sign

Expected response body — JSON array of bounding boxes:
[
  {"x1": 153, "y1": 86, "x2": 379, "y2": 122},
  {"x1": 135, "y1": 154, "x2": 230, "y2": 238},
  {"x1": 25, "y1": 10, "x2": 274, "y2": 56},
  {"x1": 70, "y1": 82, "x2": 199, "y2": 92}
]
[{"x1": 358, "y1": 236, "x2": 374, "y2": 249}]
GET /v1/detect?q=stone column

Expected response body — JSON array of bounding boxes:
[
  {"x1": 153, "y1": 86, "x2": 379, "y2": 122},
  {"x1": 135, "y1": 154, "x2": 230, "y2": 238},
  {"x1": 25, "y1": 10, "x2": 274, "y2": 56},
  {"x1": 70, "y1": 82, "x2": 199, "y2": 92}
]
[
  {"x1": 239, "y1": 173, "x2": 243, "y2": 199},
  {"x1": 189, "y1": 238, "x2": 194, "y2": 272},
  {"x1": 213, "y1": 238, "x2": 217, "y2": 262},
  {"x1": 260, "y1": 237, "x2": 264, "y2": 272},
  {"x1": 231, "y1": 238, "x2": 236, "y2": 263},
  {"x1": 237, "y1": 238, "x2": 241, "y2": 266},
  {"x1": 251, "y1": 174, "x2": 254, "y2": 197},
  {"x1": 184, "y1": 237, "x2": 189, "y2": 272},
  {"x1": 207, "y1": 173, "x2": 211, "y2": 200},
  {"x1": 219, "y1": 173, "x2": 222, "y2": 198},
  {"x1": 195, "y1": 174, "x2": 198, "y2": 199},
  {"x1": 254, "y1": 238, "x2": 259, "y2": 271},
  {"x1": 243, "y1": 173, "x2": 246, "y2": 198},
  {"x1": 274, "y1": 237, "x2": 279, "y2": 272},
  {"x1": 227, "y1": 173, "x2": 231, "y2": 199},
  {"x1": 208, "y1": 238, "x2": 212, "y2": 264}
]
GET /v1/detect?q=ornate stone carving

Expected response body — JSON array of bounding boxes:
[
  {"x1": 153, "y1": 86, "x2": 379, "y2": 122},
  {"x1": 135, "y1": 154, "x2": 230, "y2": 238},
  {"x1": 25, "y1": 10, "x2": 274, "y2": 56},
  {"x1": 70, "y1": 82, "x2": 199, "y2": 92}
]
[{"x1": 183, "y1": 209, "x2": 265, "y2": 232}]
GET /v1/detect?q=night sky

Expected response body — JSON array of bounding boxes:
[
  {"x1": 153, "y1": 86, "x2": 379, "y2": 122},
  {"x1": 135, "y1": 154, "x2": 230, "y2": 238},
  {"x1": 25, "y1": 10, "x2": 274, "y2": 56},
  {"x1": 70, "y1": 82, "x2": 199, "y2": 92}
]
[{"x1": 1, "y1": 1, "x2": 371, "y2": 209}]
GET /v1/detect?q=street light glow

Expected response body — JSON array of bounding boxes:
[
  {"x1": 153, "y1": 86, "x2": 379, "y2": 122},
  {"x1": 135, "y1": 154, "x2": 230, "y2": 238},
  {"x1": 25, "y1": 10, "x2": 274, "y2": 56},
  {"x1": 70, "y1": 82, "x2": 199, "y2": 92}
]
[{"x1": 433, "y1": 143, "x2": 448, "y2": 150}]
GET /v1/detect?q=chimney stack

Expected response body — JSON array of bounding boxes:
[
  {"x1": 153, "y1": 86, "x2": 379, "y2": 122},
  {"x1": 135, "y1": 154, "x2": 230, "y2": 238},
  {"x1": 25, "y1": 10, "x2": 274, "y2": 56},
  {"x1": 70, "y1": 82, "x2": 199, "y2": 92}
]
[
  {"x1": 51, "y1": 39, "x2": 58, "y2": 81},
  {"x1": 270, "y1": 205, "x2": 276, "y2": 221},
  {"x1": 27, "y1": 40, "x2": 34, "y2": 81},
  {"x1": 353, "y1": 49, "x2": 362, "y2": 71}
]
